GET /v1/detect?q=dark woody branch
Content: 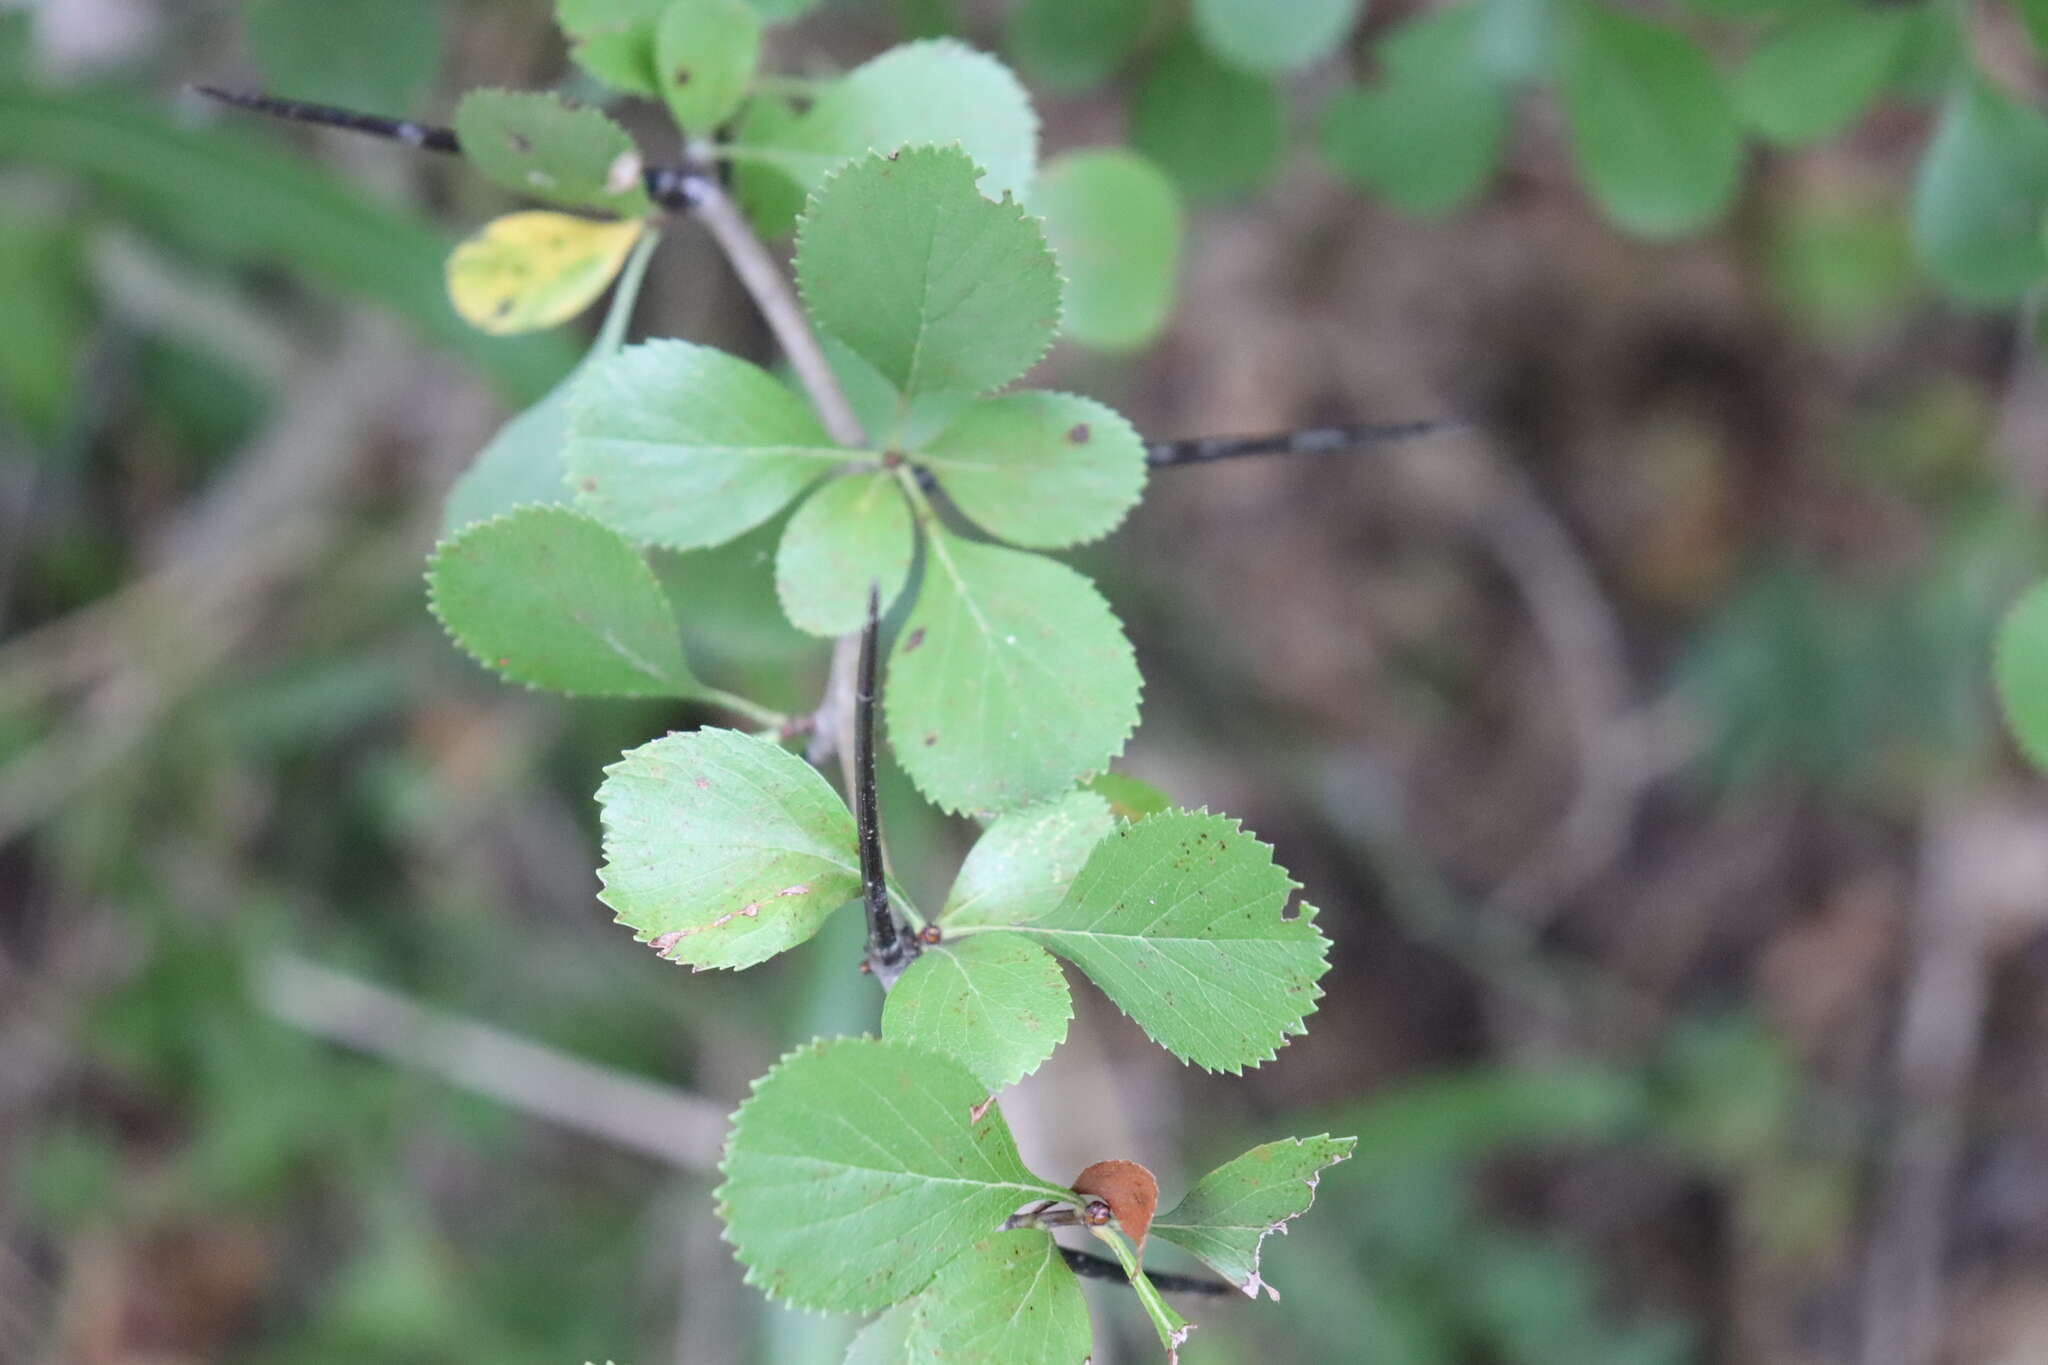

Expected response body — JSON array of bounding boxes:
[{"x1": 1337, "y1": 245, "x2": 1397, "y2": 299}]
[
  {"x1": 189, "y1": 86, "x2": 713, "y2": 211},
  {"x1": 1144, "y1": 418, "x2": 1463, "y2": 467},
  {"x1": 854, "y1": 585, "x2": 915, "y2": 985},
  {"x1": 190, "y1": 86, "x2": 1464, "y2": 467}
]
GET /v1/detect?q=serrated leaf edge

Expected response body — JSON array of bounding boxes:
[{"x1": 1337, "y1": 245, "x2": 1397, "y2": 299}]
[
  {"x1": 917, "y1": 388, "x2": 1150, "y2": 550},
  {"x1": 711, "y1": 1035, "x2": 1073, "y2": 1313},
  {"x1": 591, "y1": 727, "x2": 860, "y2": 971},
  {"x1": 886, "y1": 535, "x2": 1144, "y2": 817},
  {"x1": 1154, "y1": 1133, "x2": 1357, "y2": 1301},
  {"x1": 1042, "y1": 808, "x2": 1329, "y2": 1076},
  {"x1": 424, "y1": 502, "x2": 701, "y2": 699},
  {"x1": 792, "y1": 144, "x2": 1066, "y2": 399}
]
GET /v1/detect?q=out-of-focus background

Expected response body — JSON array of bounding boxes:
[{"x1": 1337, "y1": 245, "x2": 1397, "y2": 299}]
[{"x1": 6, "y1": 1, "x2": 2048, "y2": 1363}]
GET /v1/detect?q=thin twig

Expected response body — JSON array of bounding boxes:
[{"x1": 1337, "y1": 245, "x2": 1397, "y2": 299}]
[
  {"x1": 681, "y1": 174, "x2": 867, "y2": 447},
  {"x1": 1145, "y1": 418, "x2": 1461, "y2": 467},
  {"x1": 1057, "y1": 1247, "x2": 1230, "y2": 1297},
  {"x1": 254, "y1": 952, "x2": 729, "y2": 1168},
  {"x1": 855, "y1": 585, "x2": 915, "y2": 984},
  {"x1": 189, "y1": 86, "x2": 716, "y2": 210},
  {"x1": 191, "y1": 86, "x2": 461, "y2": 152}
]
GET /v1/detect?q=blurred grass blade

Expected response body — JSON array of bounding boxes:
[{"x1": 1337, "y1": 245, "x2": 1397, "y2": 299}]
[{"x1": 0, "y1": 85, "x2": 576, "y2": 402}]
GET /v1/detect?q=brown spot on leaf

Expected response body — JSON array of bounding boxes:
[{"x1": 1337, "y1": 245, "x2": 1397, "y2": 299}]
[
  {"x1": 649, "y1": 930, "x2": 685, "y2": 957},
  {"x1": 918, "y1": 924, "x2": 942, "y2": 945},
  {"x1": 696, "y1": 776, "x2": 710, "y2": 789},
  {"x1": 581, "y1": 477, "x2": 598, "y2": 492},
  {"x1": 671, "y1": 66, "x2": 692, "y2": 84},
  {"x1": 1072, "y1": 1160, "x2": 1158, "y2": 1251},
  {"x1": 1067, "y1": 423, "x2": 1091, "y2": 444},
  {"x1": 507, "y1": 131, "x2": 533, "y2": 153},
  {"x1": 923, "y1": 732, "x2": 938, "y2": 747},
  {"x1": 968, "y1": 1094, "x2": 996, "y2": 1123},
  {"x1": 904, "y1": 628, "x2": 926, "y2": 653}
]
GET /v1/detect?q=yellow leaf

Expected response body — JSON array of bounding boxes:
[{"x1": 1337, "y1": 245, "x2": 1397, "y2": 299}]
[{"x1": 446, "y1": 212, "x2": 646, "y2": 336}]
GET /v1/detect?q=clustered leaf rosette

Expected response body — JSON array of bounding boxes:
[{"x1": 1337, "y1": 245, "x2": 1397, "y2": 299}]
[{"x1": 564, "y1": 144, "x2": 1149, "y2": 814}]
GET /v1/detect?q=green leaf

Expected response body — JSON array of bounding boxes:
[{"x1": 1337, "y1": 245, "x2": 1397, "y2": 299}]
[
  {"x1": 1133, "y1": 33, "x2": 1283, "y2": 201},
  {"x1": 941, "y1": 790, "x2": 1116, "y2": 929},
  {"x1": 1001, "y1": 810, "x2": 1330, "y2": 1071},
  {"x1": 1193, "y1": 0, "x2": 1363, "y2": 73},
  {"x1": 796, "y1": 146, "x2": 1061, "y2": 402},
  {"x1": 911, "y1": 1232, "x2": 1092, "y2": 1361},
  {"x1": 1321, "y1": 3, "x2": 1507, "y2": 217},
  {"x1": 1996, "y1": 581, "x2": 2048, "y2": 771},
  {"x1": 883, "y1": 936, "x2": 1073, "y2": 1089},
  {"x1": 844, "y1": 1233, "x2": 1092, "y2": 1363},
  {"x1": 1733, "y1": 6, "x2": 1913, "y2": 147},
  {"x1": 1032, "y1": 149, "x2": 1183, "y2": 351},
  {"x1": 1560, "y1": 4, "x2": 1741, "y2": 238},
  {"x1": 2022, "y1": 0, "x2": 2048, "y2": 56},
  {"x1": 734, "y1": 40, "x2": 1041, "y2": 202},
  {"x1": 716, "y1": 1036, "x2": 1073, "y2": 1312},
  {"x1": 442, "y1": 380, "x2": 575, "y2": 532},
  {"x1": 656, "y1": 0, "x2": 763, "y2": 135},
  {"x1": 426, "y1": 506, "x2": 700, "y2": 697},
  {"x1": 1090, "y1": 1226, "x2": 1193, "y2": 1362},
  {"x1": 566, "y1": 339, "x2": 848, "y2": 550},
  {"x1": 844, "y1": 1300, "x2": 922, "y2": 1364},
  {"x1": 732, "y1": 95, "x2": 807, "y2": 238},
  {"x1": 886, "y1": 529, "x2": 1141, "y2": 814},
  {"x1": 1477, "y1": 0, "x2": 1567, "y2": 84},
  {"x1": 1152, "y1": 1135, "x2": 1358, "y2": 1299},
  {"x1": 247, "y1": 0, "x2": 441, "y2": 113},
  {"x1": 557, "y1": 0, "x2": 667, "y2": 94},
  {"x1": 774, "y1": 471, "x2": 916, "y2": 636},
  {"x1": 1911, "y1": 78, "x2": 2048, "y2": 303},
  {"x1": 821, "y1": 335, "x2": 975, "y2": 452},
  {"x1": 453, "y1": 89, "x2": 652, "y2": 217},
  {"x1": 1086, "y1": 772, "x2": 1170, "y2": 821},
  {"x1": 1005, "y1": 0, "x2": 1151, "y2": 94},
  {"x1": 919, "y1": 391, "x2": 1146, "y2": 548},
  {"x1": 746, "y1": 0, "x2": 824, "y2": 19},
  {"x1": 595, "y1": 728, "x2": 860, "y2": 969}
]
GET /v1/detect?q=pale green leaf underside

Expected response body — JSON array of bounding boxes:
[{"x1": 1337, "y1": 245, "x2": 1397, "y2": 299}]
[
  {"x1": 886, "y1": 529, "x2": 1141, "y2": 815},
  {"x1": 1152, "y1": 1134, "x2": 1357, "y2": 1300},
  {"x1": 796, "y1": 146, "x2": 1061, "y2": 402},
  {"x1": 736, "y1": 39, "x2": 1040, "y2": 202},
  {"x1": 1560, "y1": 6, "x2": 1740, "y2": 238},
  {"x1": 441, "y1": 373, "x2": 575, "y2": 534},
  {"x1": 1910, "y1": 79, "x2": 2048, "y2": 303},
  {"x1": 595, "y1": 728, "x2": 859, "y2": 969},
  {"x1": 1193, "y1": 0, "x2": 1362, "y2": 73},
  {"x1": 882, "y1": 936, "x2": 1073, "y2": 1090},
  {"x1": 910, "y1": 1232, "x2": 1091, "y2": 1362},
  {"x1": 716, "y1": 1037, "x2": 1072, "y2": 1313},
  {"x1": 919, "y1": 390, "x2": 1147, "y2": 549},
  {"x1": 567, "y1": 339, "x2": 848, "y2": 550},
  {"x1": 941, "y1": 790, "x2": 1115, "y2": 929},
  {"x1": 774, "y1": 470, "x2": 915, "y2": 636},
  {"x1": 453, "y1": 89, "x2": 651, "y2": 217},
  {"x1": 843, "y1": 1233, "x2": 1088, "y2": 1364},
  {"x1": 1032, "y1": 148, "x2": 1183, "y2": 352},
  {"x1": 427, "y1": 505, "x2": 698, "y2": 697},
  {"x1": 655, "y1": 0, "x2": 762, "y2": 135},
  {"x1": 1003, "y1": 810, "x2": 1330, "y2": 1072}
]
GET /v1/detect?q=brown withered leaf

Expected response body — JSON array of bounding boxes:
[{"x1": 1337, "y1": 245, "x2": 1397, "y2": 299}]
[{"x1": 1072, "y1": 1159, "x2": 1159, "y2": 1251}]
